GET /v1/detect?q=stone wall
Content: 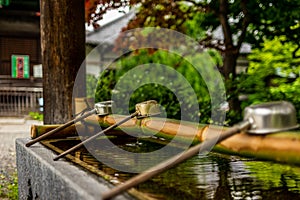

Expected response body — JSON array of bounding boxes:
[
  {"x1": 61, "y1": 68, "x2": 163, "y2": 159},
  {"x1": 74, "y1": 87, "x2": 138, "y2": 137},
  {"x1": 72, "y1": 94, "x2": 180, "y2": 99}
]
[{"x1": 16, "y1": 138, "x2": 132, "y2": 200}]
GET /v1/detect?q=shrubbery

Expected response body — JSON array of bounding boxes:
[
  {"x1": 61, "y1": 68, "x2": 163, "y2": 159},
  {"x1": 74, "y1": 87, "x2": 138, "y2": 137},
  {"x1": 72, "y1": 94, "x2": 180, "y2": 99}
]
[
  {"x1": 94, "y1": 49, "x2": 223, "y2": 124},
  {"x1": 234, "y1": 36, "x2": 300, "y2": 122}
]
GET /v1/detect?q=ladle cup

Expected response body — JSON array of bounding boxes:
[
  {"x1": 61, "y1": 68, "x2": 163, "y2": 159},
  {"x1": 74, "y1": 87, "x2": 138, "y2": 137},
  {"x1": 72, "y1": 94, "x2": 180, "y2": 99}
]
[
  {"x1": 53, "y1": 100, "x2": 161, "y2": 161},
  {"x1": 25, "y1": 101, "x2": 113, "y2": 147},
  {"x1": 102, "y1": 101, "x2": 299, "y2": 200}
]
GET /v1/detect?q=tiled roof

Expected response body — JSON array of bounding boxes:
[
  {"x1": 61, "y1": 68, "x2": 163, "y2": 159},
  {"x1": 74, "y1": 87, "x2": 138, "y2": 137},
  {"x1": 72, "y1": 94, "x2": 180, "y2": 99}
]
[{"x1": 86, "y1": 11, "x2": 135, "y2": 45}]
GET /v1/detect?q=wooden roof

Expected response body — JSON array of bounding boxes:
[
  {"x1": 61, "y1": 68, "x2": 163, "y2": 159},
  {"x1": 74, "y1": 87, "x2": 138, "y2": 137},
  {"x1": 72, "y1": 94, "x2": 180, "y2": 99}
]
[
  {"x1": 0, "y1": 0, "x2": 39, "y2": 11},
  {"x1": 0, "y1": 0, "x2": 40, "y2": 37}
]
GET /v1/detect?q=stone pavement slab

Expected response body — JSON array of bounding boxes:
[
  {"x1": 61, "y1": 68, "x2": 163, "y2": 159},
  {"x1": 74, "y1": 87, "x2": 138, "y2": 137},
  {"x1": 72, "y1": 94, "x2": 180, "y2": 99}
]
[
  {"x1": 0, "y1": 117, "x2": 25, "y2": 125},
  {"x1": 0, "y1": 117, "x2": 43, "y2": 174}
]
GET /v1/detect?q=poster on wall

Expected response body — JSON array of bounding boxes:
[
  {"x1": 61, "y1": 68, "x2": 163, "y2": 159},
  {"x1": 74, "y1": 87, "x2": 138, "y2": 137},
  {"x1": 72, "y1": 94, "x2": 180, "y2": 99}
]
[{"x1": 11, "y1": 55, "x2": 30, "y2": 78}]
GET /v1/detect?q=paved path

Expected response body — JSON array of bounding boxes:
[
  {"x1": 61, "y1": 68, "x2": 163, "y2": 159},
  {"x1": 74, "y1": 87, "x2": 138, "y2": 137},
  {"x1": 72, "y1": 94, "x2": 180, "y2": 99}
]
[{"x1": 0, "y1": 117, "x2": 43, "y2": 175}]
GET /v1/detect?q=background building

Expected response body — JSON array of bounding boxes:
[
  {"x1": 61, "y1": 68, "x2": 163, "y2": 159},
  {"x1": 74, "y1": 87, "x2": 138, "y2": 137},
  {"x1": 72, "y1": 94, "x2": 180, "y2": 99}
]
[{"x1": 0, "y1": 0, "x2": 42, "y2": 116}]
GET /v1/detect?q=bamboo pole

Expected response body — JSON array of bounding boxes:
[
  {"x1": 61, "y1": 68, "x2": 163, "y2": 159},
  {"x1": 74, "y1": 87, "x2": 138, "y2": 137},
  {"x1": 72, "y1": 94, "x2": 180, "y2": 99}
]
[
  {"x1": 31, "y1": 114, "x2": 300, "y2": 165},
  {"x1": 31, "y1": 124, "x2": 78, "y2": 139},
  {"x1": 30, "y1": 124, "x2": 132, "y2": 139},
  {"x1": 139, "y1": 117, "x2": 204, "y2": 144},
  {"x1": 89, "y1": 116, "x2": 300, "y2": 164},
  {"x1": 30, "y1": 115, "x2": 140, "y2": 139},
  {"x1": 199, "y1": 126, "x2": 300, "y2": 165},
  {"x1": 96, "y1": 115, "x2": 300, "y2": 165}
]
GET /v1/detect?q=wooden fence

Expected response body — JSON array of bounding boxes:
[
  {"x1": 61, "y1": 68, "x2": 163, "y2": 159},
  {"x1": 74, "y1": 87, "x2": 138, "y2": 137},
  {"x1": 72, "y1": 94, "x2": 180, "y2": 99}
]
[{"x1": 0, "y1": 86, "x2": 43, "y2": 116}]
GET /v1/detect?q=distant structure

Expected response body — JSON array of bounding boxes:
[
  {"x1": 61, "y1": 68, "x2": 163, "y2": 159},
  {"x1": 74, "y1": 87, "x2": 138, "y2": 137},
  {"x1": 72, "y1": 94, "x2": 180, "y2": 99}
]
[
  {"x1": 85, "y1": 11, "x2": 135, "y2": 76},
  {"x1": 0, "y1": 0, "x2": 42, "y2": 116},
  {"x1": 0, "y1": 0, "x2": 41, "y2": 78},
  {"x1": 85, "y1": 14, "x2": 251, "y2": 76},
  {"x1": 212, "y1": 25, "x2": 251, "y2": 74}
]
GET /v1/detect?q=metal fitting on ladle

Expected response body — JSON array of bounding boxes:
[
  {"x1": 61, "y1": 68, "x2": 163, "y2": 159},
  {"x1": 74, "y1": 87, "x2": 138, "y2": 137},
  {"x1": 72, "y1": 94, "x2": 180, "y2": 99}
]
[
  {"x1": 94, "y1": 100, "x2": 113, "y2": 116},
  {"x1": 135, "y1": 100, "x2": 161, "y2": 118}
]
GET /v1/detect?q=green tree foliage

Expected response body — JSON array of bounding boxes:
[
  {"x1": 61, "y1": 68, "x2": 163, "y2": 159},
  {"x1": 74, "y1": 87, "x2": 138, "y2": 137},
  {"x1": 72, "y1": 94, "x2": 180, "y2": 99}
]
[
  {"x1": 229, "y1": 36, "x2": 300, "y2": 123},
  {"x1": 246, "y1": 1, "x2": 300, "y2": 47},
  {"x1": 86, "y1": 74, "x2": 98, "y2": 98}
]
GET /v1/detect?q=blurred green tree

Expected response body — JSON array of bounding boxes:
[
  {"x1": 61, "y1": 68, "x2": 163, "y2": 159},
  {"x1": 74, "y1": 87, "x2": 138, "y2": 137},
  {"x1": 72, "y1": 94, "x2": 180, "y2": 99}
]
[{"x1": 228, "y1": 36, "x2": 300, "y2": 123}]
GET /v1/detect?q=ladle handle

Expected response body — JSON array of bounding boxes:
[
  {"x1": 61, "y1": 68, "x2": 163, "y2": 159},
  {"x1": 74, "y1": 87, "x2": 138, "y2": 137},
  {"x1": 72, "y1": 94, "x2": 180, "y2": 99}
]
[
  {"x1": 53, "y1": 111, "x2": 139, "y2": 161},
  {"x1": 25, "y1": 109, "x2": 96, "y2": 147},
  {"x1": 102, "y1": 120, "x2": 251, "y2": 200}
]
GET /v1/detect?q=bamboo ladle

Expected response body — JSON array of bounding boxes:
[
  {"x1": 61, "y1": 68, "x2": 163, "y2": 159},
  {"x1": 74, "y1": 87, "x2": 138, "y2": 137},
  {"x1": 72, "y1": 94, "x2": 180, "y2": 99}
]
[
  {"x1": 53, "y1": 100, "x2": 161, "y2": 161},
  {"x1": 25, "y1": 100, "x2": 113, "y2": 147},
  {"x1": 102, "y1": 101, "x2": 299, "y2": 199}
]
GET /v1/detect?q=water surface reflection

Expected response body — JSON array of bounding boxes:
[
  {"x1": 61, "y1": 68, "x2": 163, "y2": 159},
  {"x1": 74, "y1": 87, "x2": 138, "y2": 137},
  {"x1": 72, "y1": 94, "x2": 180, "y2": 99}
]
[
  {"x1": 136, "y1": 152, "x2": 300, "y2": 199},
  {"x1": 51, "y1": 138, "x2": 300, "y2": 199}
]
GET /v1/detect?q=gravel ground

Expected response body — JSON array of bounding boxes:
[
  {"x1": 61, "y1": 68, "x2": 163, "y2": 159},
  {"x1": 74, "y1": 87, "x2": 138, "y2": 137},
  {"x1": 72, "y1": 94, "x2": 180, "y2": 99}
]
[{"x1": 0, "y1": 117, "x2": 42, "y2": 198}]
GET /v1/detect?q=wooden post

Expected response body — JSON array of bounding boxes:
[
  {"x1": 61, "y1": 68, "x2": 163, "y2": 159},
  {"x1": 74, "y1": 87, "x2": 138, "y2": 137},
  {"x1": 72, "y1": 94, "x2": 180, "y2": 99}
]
[{"x1": 40, "y1": 0, "x2": 86, "y2": 124}]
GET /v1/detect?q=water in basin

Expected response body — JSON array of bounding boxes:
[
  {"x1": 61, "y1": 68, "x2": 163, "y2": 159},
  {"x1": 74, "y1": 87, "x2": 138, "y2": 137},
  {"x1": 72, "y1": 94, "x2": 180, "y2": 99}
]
[{"x1": 48, "y1": 136, "x2": 300, "y2": 200}]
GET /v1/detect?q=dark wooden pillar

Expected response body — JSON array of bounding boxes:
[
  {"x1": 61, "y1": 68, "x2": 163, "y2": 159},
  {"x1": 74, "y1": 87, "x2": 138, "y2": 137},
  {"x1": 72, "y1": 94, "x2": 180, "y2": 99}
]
[{"x1": 40, "y1": 0, "x2": 86, "y2": 124}]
